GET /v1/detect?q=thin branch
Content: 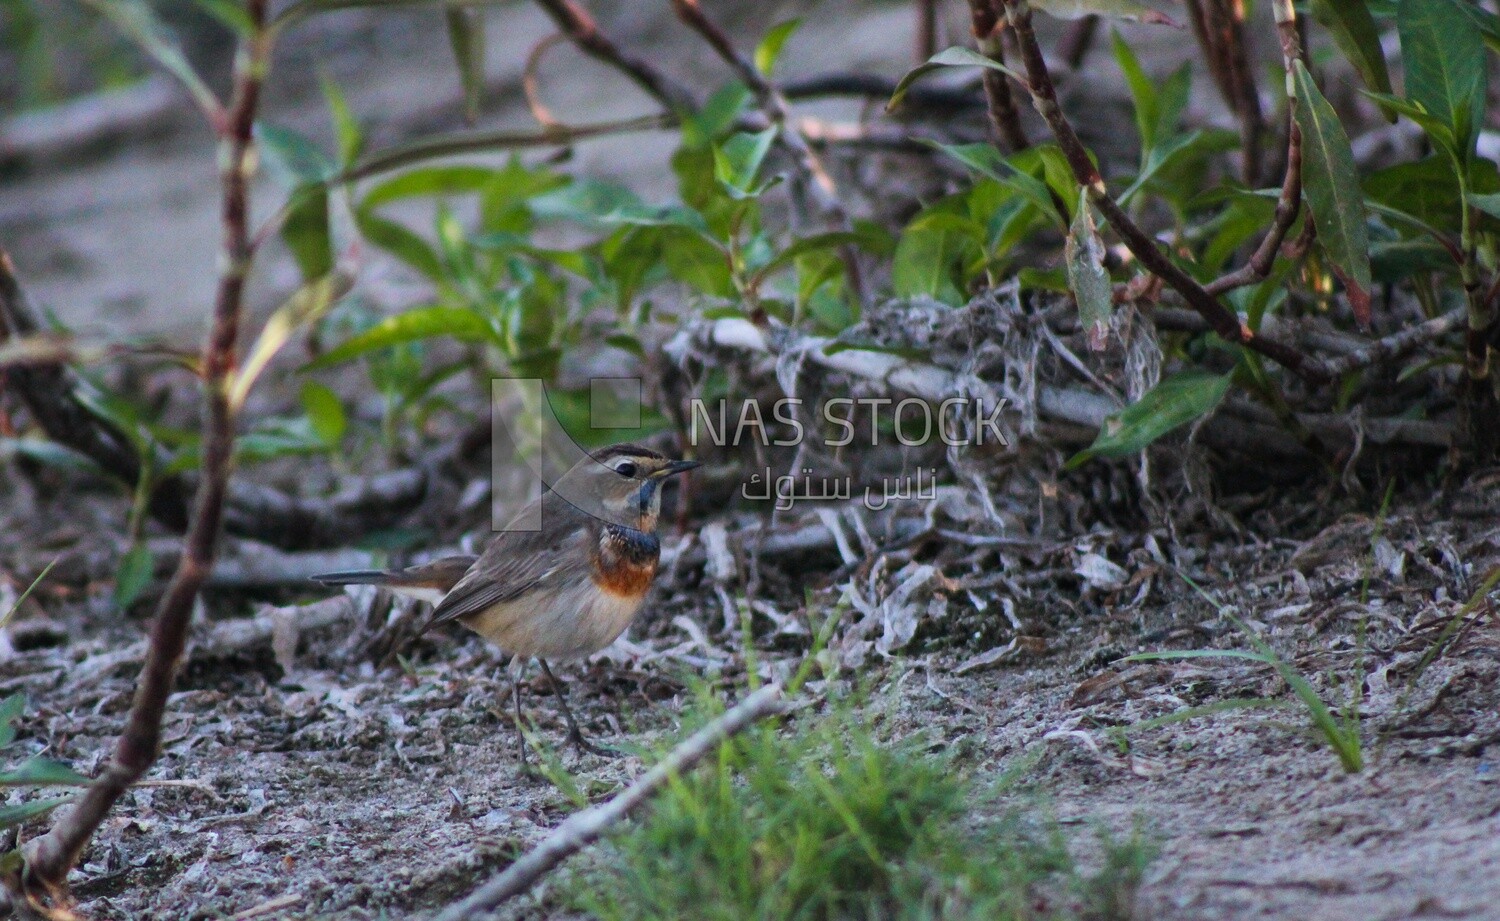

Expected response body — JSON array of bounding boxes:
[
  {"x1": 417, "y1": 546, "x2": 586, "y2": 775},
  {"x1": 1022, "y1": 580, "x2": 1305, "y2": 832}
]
[
  {"x1": 998, "y1": 0, "x2": 1323, "y2": 383},
  {"x1": 1314, "y1": 307, "x2": 1467, "y2": 379},
  {"x1": 433, "y1": 684, "x2": 788, "y2": 920},
  {"x1": 1201, "y1": 0, "x2": 1263, "y2": 184},
  {"x1": 0, "y1": 257, "x2": 430, "y2": 549},
  {"x1": 337, "y1": 114, "x2": 671, "y2": 184},
  {"x1": 531, "y1": 0, "x2": 697, "y2": 112},
  {"x1": 965, "y1": 0, "x2": 1029, "y2": 152},
  {"x1": 1205, "y1": 0, "x2": 1304, "y2": 296},
  {"x1": 669, "y1": 0, "x2": 842, "y2": 214},
  {"x1": 1055, "y1": 15, "x2": 1099, "y2": 69},
  {"x1": 16, "y1": 4, "x2": 270, "y2": 909},
  {"x1": 669, "y1": 0, "x2": 864, "y2": 299},
  {"x1": 782, "y1": 72, "x2": 981, "y2": 113},
  {"x1": 0, "y1": 253, "x2": 189, "y2": 530},
  {"x1": 916, "y1": 0, "x2": 939, "y2": 61}
]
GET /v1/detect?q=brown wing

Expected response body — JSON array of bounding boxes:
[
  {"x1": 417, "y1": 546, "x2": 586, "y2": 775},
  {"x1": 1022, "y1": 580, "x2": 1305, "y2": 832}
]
[{"x1": 426, "y1": 493, "x2": 590, "y2": 629}]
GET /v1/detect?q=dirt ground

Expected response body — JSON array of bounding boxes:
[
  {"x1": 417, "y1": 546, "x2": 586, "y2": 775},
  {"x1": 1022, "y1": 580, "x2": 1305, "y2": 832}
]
[
  {"x1": 4, "y1": 471, "x2": 1499, "y2": 921},
  {"x1": 2, "y1": 2, "x2": 1499, "y2": 920}
]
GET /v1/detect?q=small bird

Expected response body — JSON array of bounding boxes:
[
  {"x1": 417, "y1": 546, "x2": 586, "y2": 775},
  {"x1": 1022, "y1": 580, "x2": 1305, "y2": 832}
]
[{"x1": 312, "y1": 443, "x2": 698, "y2": 761}]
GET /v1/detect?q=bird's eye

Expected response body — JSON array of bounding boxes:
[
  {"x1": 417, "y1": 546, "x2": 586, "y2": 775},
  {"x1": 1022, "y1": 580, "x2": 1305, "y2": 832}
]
[{"x1": 614, "y1": 460, "x2": 638, "y2": 478}]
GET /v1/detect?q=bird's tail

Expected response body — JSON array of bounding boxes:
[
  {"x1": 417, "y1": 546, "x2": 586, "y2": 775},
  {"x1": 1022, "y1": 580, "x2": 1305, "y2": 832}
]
[
  {"x1": 311, "y1": 569, "x2": 398, "y2": 587},
  {"x1": 311, "y1": 555, "x2": 475, "y2": 604}
]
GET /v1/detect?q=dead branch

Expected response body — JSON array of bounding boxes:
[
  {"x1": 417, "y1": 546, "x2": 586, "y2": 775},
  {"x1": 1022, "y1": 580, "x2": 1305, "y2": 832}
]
[
  {"x1": 432, "y1": 684, "x2": 788, "y2": 920},
  {"x1": 671, "y1": 311, "x2": 1450, "y2": 465},
  {"x1": 1314, "y1": 308, "x2": 1468, "y2": 379},
  {"x1": 0, "y1": 252, "x2": 190, "y2": 530},
  {"x1": 668, "y1": 0, "x2": 852, "y2": 229},
  {"x1": 530, "y1": 0, "x2": 697, "y2": 112},
  {"x1": 222, "y1": 468, "x2": 429, "y2": 551},
  {"x1": 1055, "y1": 15, "x2": 1099, "y2": 69},
  {"x1": 965, "y1": 0, "x2": 1029, "y2": 152},
  {"x1": 68, "y1": 596, "x2": 356, "y2": 691},
  {"x1": 17, "y1": 4, "x2": 270, "y2": 909},
  {"x1": 1195, "y1": 0, "x2": 1263, "y2": 185},
  {"x1": 1205, "y1": 0, "x2": 1303, "y2": 296},
  {"x1": 0, "y1": 254, "x2": 431, "y2": 550},
  {"x1": 916, "y1": 0, "x2": 939, "y2": 62},
  {"x1": 997, "y1": 0, "x2": 1322, "y2": 384},
  {"x1": 781, "y1": 73, "x2": 981, "y2": 114}
]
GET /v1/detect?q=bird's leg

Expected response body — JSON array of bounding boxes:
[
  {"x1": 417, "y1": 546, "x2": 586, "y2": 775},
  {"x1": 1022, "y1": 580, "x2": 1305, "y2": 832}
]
[
  {"x1": 539, "y1": 659, "x2": 621, "y2": 758},
  {"x1": 508, "y1": 656, "x2": 530, "y2": 769}
]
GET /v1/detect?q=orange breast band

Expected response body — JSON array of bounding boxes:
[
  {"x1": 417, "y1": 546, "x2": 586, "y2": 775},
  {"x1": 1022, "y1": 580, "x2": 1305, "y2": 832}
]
[{"x1": 592, "y1": 560, "x2": 658, "y2": 598}]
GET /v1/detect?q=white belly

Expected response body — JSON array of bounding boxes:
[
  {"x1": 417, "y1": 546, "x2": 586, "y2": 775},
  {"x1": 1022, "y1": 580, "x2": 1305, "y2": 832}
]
[{"x1": 459, "y1": 580, "x2": 646, "y2": 661}]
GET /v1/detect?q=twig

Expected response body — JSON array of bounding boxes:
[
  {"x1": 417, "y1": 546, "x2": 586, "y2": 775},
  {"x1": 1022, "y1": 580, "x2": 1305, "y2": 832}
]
[
  {"x1": 530, "y1": 0, "x2": 697, "y2": 112},
  {"x1": 0, "y1": 253, "x2": 189, "y2": 530},
  {"x1": 1314, "y1": 307, "x2": 1466, "y2": 379},
  {"x1": 432, "y1": 684, "x2": 788, "y2": 919},
  {"x1": 1199, "y1": 0, "x2": 1263, "y2": 185},
  {"x1": 997, "y1": 0, "x2": 1323, "y2": 383},
  {"x1": 782, "y1": 72, "x2": 980, "y2": 113},
  {"x1": 0, "y1": 256, "x2": 429, "y2": 549},
  {"x1": 669, "y1": 0, "x2": 865, "y2": 300},
  {"x1": 18, "y1": 3, "x2": 270, "y2": 909},
  {"x1": 1055, "y1": 15, "x2": 1099, "y2": 69},
  {"x1": 965, "y1": 0, "x2": 1029, "y2": 152},
  {"x1": 71, "y1": 595, "x2": 354, "y2": 688},
  {"x1": 338, "y1": 114, "x2": 671, "y2": 184},
  {"x1": 916, "y1": 0, "x2": 939, "y2": 61},
  {"x1": 1204, "y1": 0, "x2": 1303, "y2": 296}
]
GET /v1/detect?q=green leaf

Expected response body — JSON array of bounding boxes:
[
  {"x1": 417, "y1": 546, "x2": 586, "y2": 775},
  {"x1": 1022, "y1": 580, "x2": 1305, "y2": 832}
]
[
  {"x1": 114, "y1": 544, "x2": 154, "y2": 610},
  {"x1": 1471, "y1": 193, "x2": 1500, "y2": 221},
  {"x1": 361, "y1": 165, "x2": 497, "y2": 209},
  {"x1": 1398, "y1": 0, "x2": 1486, "y2": 157},
  {"x1": 307, "y1": 306, "x2": 496, "y2": 369},
  {"x1": 889, "y1": 46, "x2": 1023, "y2": 111},
  {"x1": 0, "y1": 758, "x2": 88, "y2": 787},
  {"x1": 892, "y1": 212, "x2": 983, "y2": 305},
  {"x1": 444, "y1": 3, "x2": 486, "y2": 124},
  {"x1": 257, "y1": 123, "x2": 335, "y2": 188},
  {"x1": 751, "y1": 231, "x2": 867, "y2": 284},
  {"x1": 1365, "y1": 155, "x2": 1500, "y2": 233},
  {"x1": 83, "y1": 0, "x2": 221, "y2": 119},
  {"x1": 1361, "y1": 91, "x2": 1459, "y2": 160},
  {"x1": 663, "y1": 232, "x2": 735, "y2": 297},
  {"x1": 1293, "y1": 61, "x2": 1373, "y2": 326},
  {"x1": 754, "y1": 19, "x2": 801, "y2": 77},
  {"x1": 281, "y1": 184, "x2": 333, "y2": 281},
  {"x1": 681, "y1": 82, "x2": 752, "y2": 149},
  {"x1": 230, "y1": 274, "x2": 352, "y2": 409},
  {"x1": 1451, "y1": 0, "x2": 1500, "y2": 55},
  {"x1": 1031, "y1": 0, "x2": 1178, "y2": 23},
  {"x1": 2, "y1": 559, "x2": 56, "y2": 631},
  {"x1": 1111, "y1": 31, "x2": 1159, "y2": 153},
  {"x1": 0, "y1": 797, "x2": 73, "y2": 831},
  {"x1": 714, "y1": 128, "x2": 779, "y2": 197},
  {"x1": 189, "y1": 0, "x2": 255, "y2": 34},
  {"x1": 320, "y1": 72, "x2": 363, "y2": 166},
  {"x1": 1065, "y1": 190, "x2": 1112, "y2": 351},
  {"x1": 922, "y1": 141, "x2": 1062, "y2": 226},
  {"x1": 354, "y1": 208, "x2": 442, "y2": 279},
  {"x1": 0, "y1": 695, "x2": 25, "y2": 750},
  {"x1": 1309, "y1": 0, "x2": 1393, "y2": 105},
  {"x1": 300, "y1": 381, "x2": 347, "y2": 446},
  {"x1": 1066, "y1": 372, "x2": 1233, "y2": 468}
]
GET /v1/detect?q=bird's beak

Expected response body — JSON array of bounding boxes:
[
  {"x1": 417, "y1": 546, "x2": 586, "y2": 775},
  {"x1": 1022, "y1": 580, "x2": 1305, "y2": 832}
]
[{"x1": 655, "y1": 459, "x2": 701, "y2": 478}]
